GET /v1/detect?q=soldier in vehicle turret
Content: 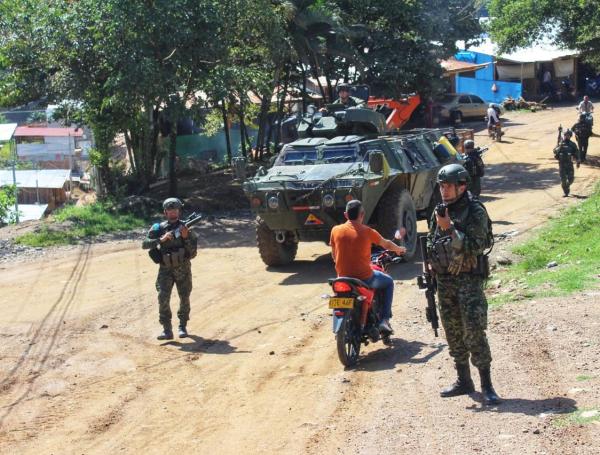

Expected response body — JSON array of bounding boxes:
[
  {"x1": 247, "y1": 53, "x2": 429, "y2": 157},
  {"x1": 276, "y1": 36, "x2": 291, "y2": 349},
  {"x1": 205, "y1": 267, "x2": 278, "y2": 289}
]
[{"x1": 320, "y1": 83, "x2": 365, "y2": 113}]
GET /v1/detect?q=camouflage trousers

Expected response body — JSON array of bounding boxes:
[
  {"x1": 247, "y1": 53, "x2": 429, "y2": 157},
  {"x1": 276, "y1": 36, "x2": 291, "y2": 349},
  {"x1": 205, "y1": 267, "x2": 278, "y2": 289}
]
[
  {"x1": 576, "y1": 136, "x2": 589, "y2": 161},
  {"x1": 437, "y1": 273, "x2": 492, "y2": 369},
  {"x1": 469, "y1": 177, "x2": 481, "y2": 197},
  {"x1": 155, "y1": 263, "x2": 192, "y2": 327},
  {"x1": 559, "y1": 163, "x2": 574, "y2": 195}
]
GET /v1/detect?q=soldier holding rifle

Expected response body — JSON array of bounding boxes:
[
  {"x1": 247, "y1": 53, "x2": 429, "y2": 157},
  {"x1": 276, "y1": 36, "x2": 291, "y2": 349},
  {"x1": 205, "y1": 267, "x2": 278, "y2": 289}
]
[{"x1": 421, "y1": 164, "x2": 500, "y2": 405}]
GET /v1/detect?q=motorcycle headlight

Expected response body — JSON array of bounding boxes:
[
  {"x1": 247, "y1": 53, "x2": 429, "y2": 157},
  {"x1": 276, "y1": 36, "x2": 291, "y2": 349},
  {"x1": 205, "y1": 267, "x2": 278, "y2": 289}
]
[
  {"x1": 267, "y1": 196, "x2": 279, "y2": 210},
  {"x1": 323, "y1": 194, "x2": 335, "y2": 207}
]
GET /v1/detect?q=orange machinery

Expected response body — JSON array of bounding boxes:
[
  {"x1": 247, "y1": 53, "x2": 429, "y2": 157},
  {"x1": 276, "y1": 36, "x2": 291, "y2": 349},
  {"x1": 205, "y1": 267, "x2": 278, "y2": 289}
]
[{"x1": 366, "y1": 93, "x2": 421, "y2": 131}]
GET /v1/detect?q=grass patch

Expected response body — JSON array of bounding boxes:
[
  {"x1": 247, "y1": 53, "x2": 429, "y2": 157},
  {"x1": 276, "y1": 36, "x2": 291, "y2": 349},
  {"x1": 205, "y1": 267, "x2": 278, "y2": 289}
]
[
  {"x1": 488, "y1": 184, "x2": 600, "y2": 305},
  {"x1": 576, "y1": 375, "x2": 594, "y2": 382},
  {"x1": 15, "y1": 202, "x2": 148, "y2": 247},
  {"x1": 554, "y1": 408, "x2": 600, "y2": 427}
]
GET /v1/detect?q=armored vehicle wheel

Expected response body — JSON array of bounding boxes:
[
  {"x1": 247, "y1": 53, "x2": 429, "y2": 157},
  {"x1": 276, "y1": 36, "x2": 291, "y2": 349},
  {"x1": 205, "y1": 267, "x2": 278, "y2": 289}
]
[
  {"x1": 256, "y1": 217, "x2": 298, "y2": 266},
  {"x1": 376, "y1": 188, "x2": 418, "y2": 259}
]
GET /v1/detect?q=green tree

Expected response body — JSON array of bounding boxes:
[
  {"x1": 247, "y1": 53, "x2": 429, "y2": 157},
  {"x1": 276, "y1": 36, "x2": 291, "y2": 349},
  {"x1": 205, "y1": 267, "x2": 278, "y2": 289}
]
[
  {"x1": 0, "y1": 184, "x2": 17, "y2": 225},
  {"x1": 488, "y1": 0, "x2": 600, "y2": 67}
]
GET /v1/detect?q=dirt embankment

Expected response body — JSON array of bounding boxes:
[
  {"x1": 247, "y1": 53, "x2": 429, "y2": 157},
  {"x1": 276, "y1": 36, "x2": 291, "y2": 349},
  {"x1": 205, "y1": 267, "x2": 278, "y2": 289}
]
[{"x1": 0, "y1": 105, "x2": 599, "y2": 454}]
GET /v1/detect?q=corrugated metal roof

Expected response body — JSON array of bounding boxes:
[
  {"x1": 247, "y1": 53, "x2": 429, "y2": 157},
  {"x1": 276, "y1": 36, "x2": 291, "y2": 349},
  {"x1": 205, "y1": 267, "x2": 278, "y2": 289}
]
[
  {"x1": 3, "y1": 204, "x2": 48, "y2": 222},
  {"x1": 0, "y1": 169, "x2": 70, "y2": 188},
  {"x1": 441, "y1": 58, "x2": 490, "y2": 75},
  {"x1": 0, "y1": 123, "x2": 18, "y2": 141},
  {"x1": 463, "y1": 37, "x2": 577, "y2": 63},
  {"x1": 14, "y1": 126, "x2": 84, "y2": 138}
]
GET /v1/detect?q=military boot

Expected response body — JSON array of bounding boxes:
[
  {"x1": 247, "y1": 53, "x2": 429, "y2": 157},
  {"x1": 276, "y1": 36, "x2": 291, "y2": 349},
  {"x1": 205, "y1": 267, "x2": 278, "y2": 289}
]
[
  {"x1": 178, "y1": 325, "x2": 188, "y2": 338},
  {"x1": 479, "y1": 368, "x2": 501, "y2": 405},
  {"x1": 157, "y1": 324, "x2": 174, "y2": 341},
  {"x1": 440, "y1": 363, "x2": 475, "y2": 397}
]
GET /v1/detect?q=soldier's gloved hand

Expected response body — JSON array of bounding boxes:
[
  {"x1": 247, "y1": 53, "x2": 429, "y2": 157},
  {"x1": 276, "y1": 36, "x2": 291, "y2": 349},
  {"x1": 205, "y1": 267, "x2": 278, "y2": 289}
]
[
  {"x1": 180, "y1": 225, "x2": 189, "y2": 239},
  {"x1": 160, "y1": 231, "x2": 174, "y2": 243},
  {"x1": 447, "y1": 254, "x2": 464, "y2": 275},
  {"x1": 464, "y1": 255, "x2": 478, "y2": 271}
]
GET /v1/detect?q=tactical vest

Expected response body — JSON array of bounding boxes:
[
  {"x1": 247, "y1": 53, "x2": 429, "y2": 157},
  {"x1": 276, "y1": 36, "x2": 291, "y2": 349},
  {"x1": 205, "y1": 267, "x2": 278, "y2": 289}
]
[
  {"x1": 555, "y1": 143, "x2": 574, "y2": 165},
  {"x1": 430, "y1": 195, "x2": 492, "y2": 276},
  {"x1": 153, "y1": 220, "x2": 189, "y2": 267}
]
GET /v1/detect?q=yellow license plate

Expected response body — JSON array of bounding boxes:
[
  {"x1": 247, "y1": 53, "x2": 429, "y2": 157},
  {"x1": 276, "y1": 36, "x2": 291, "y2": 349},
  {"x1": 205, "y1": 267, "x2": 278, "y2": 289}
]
[{"x1": 329, "y1": 297, "x2": 354, "y2": 309}]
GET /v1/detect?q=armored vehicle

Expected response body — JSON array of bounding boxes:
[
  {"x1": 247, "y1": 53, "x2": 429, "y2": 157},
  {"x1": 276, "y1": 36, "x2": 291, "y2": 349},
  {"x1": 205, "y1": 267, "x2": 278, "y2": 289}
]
[{"x1": 243, "y1": 105, "x2": 459, "y2": 266}]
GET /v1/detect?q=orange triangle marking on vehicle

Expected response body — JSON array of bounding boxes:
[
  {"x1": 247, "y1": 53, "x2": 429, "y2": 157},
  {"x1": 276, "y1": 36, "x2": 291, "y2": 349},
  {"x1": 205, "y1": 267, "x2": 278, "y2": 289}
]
[{"x1": 305, "y1": 214, "x2": 324, "y2": 225}]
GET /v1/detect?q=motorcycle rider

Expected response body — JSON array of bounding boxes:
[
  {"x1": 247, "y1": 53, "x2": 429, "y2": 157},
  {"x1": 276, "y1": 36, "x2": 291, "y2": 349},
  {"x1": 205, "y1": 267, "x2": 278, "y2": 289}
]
[
  {"x1": 578, "y1": 95, "x2": 594, "y2": 115},
  {"x1": 330, "y1": 199, "x2": 406, "y2": 333},
  {"x1": 486, "y1": 103, "x2": 499, "y2": 137}
]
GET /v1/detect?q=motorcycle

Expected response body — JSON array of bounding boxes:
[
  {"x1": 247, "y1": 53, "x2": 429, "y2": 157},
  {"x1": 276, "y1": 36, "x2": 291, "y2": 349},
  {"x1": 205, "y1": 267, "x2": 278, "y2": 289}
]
[
  {"x1": 326, "y1": 249, "x2": 403, "y2": 367},
  {"x1": 488, "y1": 122, "x2": 504, "y2": 142}
]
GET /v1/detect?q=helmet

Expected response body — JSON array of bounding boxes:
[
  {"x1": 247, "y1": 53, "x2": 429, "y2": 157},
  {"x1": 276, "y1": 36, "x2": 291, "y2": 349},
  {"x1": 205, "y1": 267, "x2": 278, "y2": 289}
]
[
  {"x1": 489, "y1": 103, "x2": 495, "y2": 108},
  {"x1": 163, "y1": 197, "x2": 183, "y2": 210},
  {"x1": 437, "y1": 163, "x2": 469, "y2": 184},
  {"x1": 337, "y1": 83, "x2": 351, "y2": 93},
  {"x1": 579, "y1": 113, "x2": 587, "y2": 122},
  {"x1": 564, "y1": 129, "x2": 573, "y2": 137},
  {"x1": 464, "y1": 139, "x2": 475, "y2": 150}
]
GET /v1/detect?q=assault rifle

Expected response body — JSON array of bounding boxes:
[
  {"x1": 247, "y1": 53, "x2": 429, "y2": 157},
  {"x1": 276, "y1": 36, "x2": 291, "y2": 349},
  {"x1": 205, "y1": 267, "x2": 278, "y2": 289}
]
[
  {"x1": 148, "y1": 212, "x2": 203, "y2": 264},
  {"x1": 416, "y1": 235, "x2": 439, "y2": 337},
  {"x1": 557, "y1": 125, "x2": 563, "y2": 146}
]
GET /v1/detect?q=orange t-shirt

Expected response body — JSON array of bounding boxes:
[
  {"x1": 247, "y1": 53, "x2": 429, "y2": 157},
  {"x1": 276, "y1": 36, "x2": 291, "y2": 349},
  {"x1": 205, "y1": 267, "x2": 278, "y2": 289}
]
[{"x1": 330, "y1": 221, "x2": 384, "y2": 280}]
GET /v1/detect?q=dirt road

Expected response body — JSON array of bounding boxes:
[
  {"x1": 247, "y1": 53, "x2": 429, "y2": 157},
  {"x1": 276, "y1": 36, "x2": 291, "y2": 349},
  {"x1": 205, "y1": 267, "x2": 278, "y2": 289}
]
[{"x1": 1, "y1": 105, "x2": 599, "y2": 454}]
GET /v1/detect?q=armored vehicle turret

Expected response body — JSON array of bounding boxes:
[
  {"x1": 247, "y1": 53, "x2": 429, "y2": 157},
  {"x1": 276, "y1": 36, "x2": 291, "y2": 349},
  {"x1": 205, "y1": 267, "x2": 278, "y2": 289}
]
[{"x1": 243, "y1": 106, "x2": 461, "y2": 267}]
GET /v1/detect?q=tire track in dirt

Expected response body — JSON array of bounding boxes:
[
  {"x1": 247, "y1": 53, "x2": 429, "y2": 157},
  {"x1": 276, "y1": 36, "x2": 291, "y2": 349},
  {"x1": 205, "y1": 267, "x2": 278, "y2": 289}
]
[{"x1": 0, "y1": 244, "x2": 91, "y2": 427}]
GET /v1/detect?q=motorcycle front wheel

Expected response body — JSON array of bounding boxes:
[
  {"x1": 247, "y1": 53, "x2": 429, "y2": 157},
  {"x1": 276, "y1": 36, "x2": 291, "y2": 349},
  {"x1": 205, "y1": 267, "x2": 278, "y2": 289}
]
[{"x1": 336, "y1": 311, "x2": 361, "y2": 367}]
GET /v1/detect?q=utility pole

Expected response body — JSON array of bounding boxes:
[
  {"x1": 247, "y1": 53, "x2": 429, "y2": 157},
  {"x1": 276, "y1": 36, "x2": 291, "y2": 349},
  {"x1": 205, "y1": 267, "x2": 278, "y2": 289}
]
[{"x1": 11, "y1": 138, "x2": 19, "y2": 223}]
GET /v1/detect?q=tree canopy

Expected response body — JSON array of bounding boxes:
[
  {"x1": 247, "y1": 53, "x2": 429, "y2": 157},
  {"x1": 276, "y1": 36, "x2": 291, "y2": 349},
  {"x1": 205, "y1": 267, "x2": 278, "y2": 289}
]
[
  {"x1": 488, "y1": 0, "x2": 600, "y2": 67},
  {"x1": 0, "y1": 0, "x2": 483, "y2": 195}
]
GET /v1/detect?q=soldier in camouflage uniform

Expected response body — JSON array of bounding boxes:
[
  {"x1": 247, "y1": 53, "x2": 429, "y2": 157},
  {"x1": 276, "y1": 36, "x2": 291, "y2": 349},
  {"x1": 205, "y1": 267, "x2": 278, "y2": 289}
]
[
  {"x1": 142, "y1": 198, "x2": 198, "y2": 340},
  {"x1": 571, "y1": 115, "x2": 590, "y2": 162},
  {"x1": 427, "y1": 164, "x2": 500, "y2": 405},
  {"x1": 553, "y1": 129, "x2": 580, "y2": 197},
  {"x1": 462, "y1": 139, "x2": 485, "y2": 197}
]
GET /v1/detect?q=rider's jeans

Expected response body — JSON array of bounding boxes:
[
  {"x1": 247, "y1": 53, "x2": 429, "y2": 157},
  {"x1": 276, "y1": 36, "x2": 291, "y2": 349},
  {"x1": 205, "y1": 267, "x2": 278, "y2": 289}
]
[{"x1": 364, "y1": 270, "x2": 394, "y2": 320}]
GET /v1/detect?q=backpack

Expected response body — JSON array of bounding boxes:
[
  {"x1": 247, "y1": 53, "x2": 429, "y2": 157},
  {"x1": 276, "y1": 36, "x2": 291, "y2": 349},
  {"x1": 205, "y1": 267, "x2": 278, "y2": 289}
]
[{"x1": 468, "y1": 195, "x2": 494, "y2": 254}]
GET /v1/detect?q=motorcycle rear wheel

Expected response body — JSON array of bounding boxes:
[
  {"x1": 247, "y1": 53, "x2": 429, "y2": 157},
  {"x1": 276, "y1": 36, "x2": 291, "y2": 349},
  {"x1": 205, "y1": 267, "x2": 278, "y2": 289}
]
[{"x1": 336, "y1": 311, "x2": 361, "y2": 367}]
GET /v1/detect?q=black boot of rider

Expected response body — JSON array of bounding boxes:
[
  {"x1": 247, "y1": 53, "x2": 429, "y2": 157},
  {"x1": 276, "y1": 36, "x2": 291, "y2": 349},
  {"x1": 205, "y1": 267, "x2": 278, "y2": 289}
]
[
  {"x1": 479, "y1": 368, "x2": 501, "y2": 405},
  {"x1": 440, "y1": 363, "x2": 475, "y2": 397}
]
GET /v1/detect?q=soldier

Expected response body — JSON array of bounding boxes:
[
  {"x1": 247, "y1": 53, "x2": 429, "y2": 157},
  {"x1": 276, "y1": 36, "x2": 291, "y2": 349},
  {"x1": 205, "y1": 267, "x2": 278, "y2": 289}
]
[
  {"x1": 332, "y1": 83, "x2": 365, "y2": 108},
  {"x1": 572, "y1": 114, "x2": 591, "y2": 162},
  {"x1": 462, "y1": 139, "x2": 485, "y2": 197},
  {"x1": 427, "y1": 164, "x2": 500, "y2": 405},
  {"x1": 553, "y1": 129, "x2": 580, "y2": 197},
  {"x1": 142, "y1": 198, "x2": 198, "y2": 340}
]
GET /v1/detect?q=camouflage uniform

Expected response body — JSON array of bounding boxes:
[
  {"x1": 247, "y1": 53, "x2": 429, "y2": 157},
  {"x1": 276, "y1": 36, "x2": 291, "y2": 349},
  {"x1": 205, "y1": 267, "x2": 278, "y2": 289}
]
[
  {"x1": 553, "y1": 139, "x2": 580, "y2": 196},
  {"x1": 463, "y1": 150, "x2": 485, "y2": 197},
  {"x1": 427, "y1": 192, "x2": 492, "y2": 369},
  {"x1": 571, "y1": 121, "x2": 591, "y2": 162},
  {"x1": 142, "y1": 221, "x2": 198, "y2": 327},
  {"x1": 333, "y1": 95, "x2": 365, "y2": 108}
]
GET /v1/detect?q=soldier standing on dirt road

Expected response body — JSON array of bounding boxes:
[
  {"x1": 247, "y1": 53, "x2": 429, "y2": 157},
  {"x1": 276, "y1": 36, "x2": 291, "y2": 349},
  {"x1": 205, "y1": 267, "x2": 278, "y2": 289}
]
[
  {"x1": 462, "y1": 139, "x2": 485, "y2": 197},
  {"x1": 554, "y1": 129, "x2": 580, "y2": 197},
  {"x1": 142, "y1": 198, "x2": 198, "y2": 340},
  {"x1": 572, "y1": 114, "x2": 591, "y2": 163},
  {"x1": 427, "y1": 164, "x2": 500, "y2": 405}
]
